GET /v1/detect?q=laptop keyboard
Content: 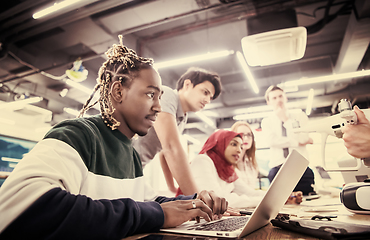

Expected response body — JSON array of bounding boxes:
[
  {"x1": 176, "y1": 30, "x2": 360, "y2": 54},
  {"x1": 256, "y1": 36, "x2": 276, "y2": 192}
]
[{"x1": 187, "y1": 217, "x2": 250, "y2": 232}]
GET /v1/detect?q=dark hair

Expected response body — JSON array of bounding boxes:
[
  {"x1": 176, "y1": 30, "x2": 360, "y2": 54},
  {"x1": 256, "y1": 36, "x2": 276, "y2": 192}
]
[
  {"x1": 79, "y1": 35, "x2": 154, "y2": 130},
  {"x1": 264, "y1": 85, "x2": 284, "y2": 102},
  {"x1": 176, "y1": 67, "x2": 221, "y2": 100}
]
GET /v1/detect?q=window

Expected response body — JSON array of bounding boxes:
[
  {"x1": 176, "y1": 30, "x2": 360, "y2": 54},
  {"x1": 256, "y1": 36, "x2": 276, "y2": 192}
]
[{"x1": 0, "y1": 135, "x2": 37, "y2": 186}]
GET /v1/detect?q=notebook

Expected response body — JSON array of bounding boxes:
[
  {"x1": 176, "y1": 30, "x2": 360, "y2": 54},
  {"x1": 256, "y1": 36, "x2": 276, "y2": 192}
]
[{"x1": 161, "y1": 149, "x2": 309, "y2": 238}]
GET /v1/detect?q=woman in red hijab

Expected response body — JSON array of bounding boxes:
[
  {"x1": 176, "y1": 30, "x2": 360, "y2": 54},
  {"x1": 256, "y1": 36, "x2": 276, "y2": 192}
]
[{"x1": 178, "y1": 129, "x2": 302, "y2": 208}]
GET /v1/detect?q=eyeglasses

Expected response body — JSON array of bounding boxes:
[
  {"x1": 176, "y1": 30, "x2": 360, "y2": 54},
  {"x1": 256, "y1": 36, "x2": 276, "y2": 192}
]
[{"x1": 243, "y1": 133, "x2": 253, "y2": 139}]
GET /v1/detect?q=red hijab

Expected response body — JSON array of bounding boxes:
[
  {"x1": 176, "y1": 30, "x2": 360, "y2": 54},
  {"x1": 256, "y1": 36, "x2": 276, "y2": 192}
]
[
  {"x1": 200, "y1": 130, "x2": 242, "y2": 183},
  {"x1": 176, "y1": 130, "x2": 242, "y2": 196}
]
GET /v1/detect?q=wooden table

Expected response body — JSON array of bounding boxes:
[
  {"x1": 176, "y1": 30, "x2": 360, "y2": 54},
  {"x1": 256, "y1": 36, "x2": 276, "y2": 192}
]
[{"x1": 123, "y1": 195, "x2": 370, "y2": 240}]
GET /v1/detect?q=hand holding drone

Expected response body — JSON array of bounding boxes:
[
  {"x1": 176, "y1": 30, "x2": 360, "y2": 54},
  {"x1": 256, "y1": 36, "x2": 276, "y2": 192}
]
[
  {"x1": 294, "y1": 99, "x2": 370, "y2": 214},
  {"x1": 341, "y1": 105, "x2": 370, "y2": 162},
  {"x1": 293, "y1": 99, "x2": 370, "y2": 171}
]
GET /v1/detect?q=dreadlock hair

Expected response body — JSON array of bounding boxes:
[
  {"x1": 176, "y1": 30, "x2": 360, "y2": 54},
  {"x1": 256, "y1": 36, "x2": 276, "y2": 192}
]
[{"x1": 79, "y1": 35, "x2": 154, "y2": 130}]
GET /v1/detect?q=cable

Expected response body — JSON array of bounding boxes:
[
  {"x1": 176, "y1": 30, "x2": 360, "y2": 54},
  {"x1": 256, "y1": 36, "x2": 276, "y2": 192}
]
[{"x1": 8, "y1": 51, "x2": 39, "y2": 72}]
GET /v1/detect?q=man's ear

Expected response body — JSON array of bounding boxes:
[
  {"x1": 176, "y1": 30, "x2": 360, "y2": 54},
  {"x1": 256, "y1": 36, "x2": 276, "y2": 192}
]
[
  {"x1": 183, "y1": 79, "x2": 193, "y2": 90},
  {"x1": 110, "y1": 81, "x2": 126, "y2": 103}
]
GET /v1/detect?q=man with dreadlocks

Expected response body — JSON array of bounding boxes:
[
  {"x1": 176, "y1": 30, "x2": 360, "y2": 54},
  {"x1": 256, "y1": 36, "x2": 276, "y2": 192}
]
[
  {"x1": 133, "y1": 67, "x2": 222, "y2": 196},
  {"x1": 0, "y1": 36, "x2": 227, "y2": 240}
]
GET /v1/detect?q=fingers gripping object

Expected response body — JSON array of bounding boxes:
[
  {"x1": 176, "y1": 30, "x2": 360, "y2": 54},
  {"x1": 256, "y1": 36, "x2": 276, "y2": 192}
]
[
  {"x1": 293, "y1": 99, "x2": 370, "y2": 171},
  {"x1": 192, "y1": 201, "x2": 196, "y2": 209}
]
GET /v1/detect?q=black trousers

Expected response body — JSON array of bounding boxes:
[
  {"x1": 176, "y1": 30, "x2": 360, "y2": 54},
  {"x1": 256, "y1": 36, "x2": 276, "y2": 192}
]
[{"x1": 268, "y1": 165, "x2": 315, "y2": 195}]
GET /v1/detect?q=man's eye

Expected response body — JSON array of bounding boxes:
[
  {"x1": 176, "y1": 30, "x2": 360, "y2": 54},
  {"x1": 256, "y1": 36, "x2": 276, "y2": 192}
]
[{"x1": 147, "y1": 92, "x2": 155, "y2": 99}]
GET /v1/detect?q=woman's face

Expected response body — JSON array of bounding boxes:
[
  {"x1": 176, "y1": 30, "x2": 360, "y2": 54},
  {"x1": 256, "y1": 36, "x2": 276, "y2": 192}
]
[
  {"x1": 236, "y1": 125, "x2": 253, "y2": 153},
  {"x1": 224, "y1": 136, "x2": 243, "y2": 166}
]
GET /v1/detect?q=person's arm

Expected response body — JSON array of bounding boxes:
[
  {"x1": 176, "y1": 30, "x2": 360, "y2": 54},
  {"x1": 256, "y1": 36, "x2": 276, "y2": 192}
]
[
  {"x1": 157, "y1": 190, "x2": 227, "y2": 222},
  {"x1": 0, "y1": 140, "x2": 165, "y2": 239},
  {"x1": 154, "y1": 112, "x2": 199, "y2": 195},
  {"x1": 261, "y1": 117, "x2": 299, "y2": 148},
  {"x1": 296, "y1": 110, "x2": 313, "y2": 146},
  {"x1": 342, "y1": 106, "x2": 370, "y2": 158},
  {"x1": 158, "y1": 151, "x2": 178, "y2": 194},
  {"x1": 0, "y1": 188, "x2": 165, "y2": 239}
]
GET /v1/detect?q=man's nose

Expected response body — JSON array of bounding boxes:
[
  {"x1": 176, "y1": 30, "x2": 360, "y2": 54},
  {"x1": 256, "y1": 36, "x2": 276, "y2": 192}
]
[
  {"x1": 205, "y1": 95, "x2": 211, "y2": 104},
  {"x1": 152, "y1": 99, "x2": 161, "y2": 112}
]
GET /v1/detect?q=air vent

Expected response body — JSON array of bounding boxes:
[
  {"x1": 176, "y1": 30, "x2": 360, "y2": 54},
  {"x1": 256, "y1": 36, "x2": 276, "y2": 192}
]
[{"x1": 241, "y1": 26, "x2": 307, "y2": 66}]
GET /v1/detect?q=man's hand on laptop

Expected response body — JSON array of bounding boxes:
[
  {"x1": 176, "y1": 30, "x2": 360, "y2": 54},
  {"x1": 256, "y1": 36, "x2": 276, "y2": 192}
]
[
  {"x1": 223, "y1": 207, "x2": 242, "y2": 216},
  {"x1": 161, "y1": 199, "x2": 213, "y2": 228},
  {"x1": 197, "y1": 190, "x2": 228, "y2": 220}
]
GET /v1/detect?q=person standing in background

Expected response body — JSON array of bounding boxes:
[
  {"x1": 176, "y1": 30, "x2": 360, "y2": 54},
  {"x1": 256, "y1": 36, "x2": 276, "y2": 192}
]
[
  {"x1": 133, "y1": 67, "x2": 222, "y2": 196},
  {"x1": 230, "y1": 121, "x2": 259, "y2": 189},
  {"x1": 261, "y1": 85, "x2": 315, "y2": 196}
]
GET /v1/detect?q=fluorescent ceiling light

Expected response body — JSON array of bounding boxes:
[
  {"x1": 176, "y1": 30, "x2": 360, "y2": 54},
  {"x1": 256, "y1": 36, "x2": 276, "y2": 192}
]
[
  {"x1": 233, "y1": 111, "x2": 272, "y2": 120},
  {"x1": 1, "y1": 157, "x2": 21, "y2": 163},
  {"x1": 154, "y1": 50, "x2": 234, "y2": 69},
  {"x1": 234, "y1": 101, "x2": 305, "y2": 116},
  {"x1": 195, "y1": 112, "x2": 216, "y2": 128},
  {"x1": 65, "y1": 79, "x2": 92, "y2": 95},
  {"x1": 234, "y1": 105, "x2": 273, "y2": 115},
  {"x1": 305, "y1": 88, "x2": 314, "y2": 115},
  {"x1": 33, "y1": 0, "x2": 82, "y2": 19},
  {"x1": 236, "y1": 51, "x2": 259, "y2": 94},
  {"x1": 278, "y1": 84, "x2": 298, "y2": 93},
  {"x1": 234, "y1": 108, "x2": 303, "y2": 120},
  {"x1": 0, "y1": 97, "x2": 43, "y2": 110},
  {"x1": 35, "y1": 126, "x2": 52, "y2": 133},
  {"x1": 283, "y1": 69, "x2": 370, "y2": 87},
  {"x1": 64, "y1": 107, "x2": 80, "y2": 117},
  {"x1": 59, "y1": 88, "x2": 69, "y2": 97},
  {"x1": 64, "y1": 107, "x2": 91, "y2": 117},
  {"x1": 64, "y1": 80, "x2": 99, "y2": 111}
]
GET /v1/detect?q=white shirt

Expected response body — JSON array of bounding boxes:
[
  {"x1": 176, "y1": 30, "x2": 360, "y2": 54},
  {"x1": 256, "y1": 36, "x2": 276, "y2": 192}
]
[
  {"x1": 261, "y1": 109, "x2": 310, "y2": 168},
  {"x1": 235, "y1": 160, "x2": 259, "y2": 189},
  {"x1": 190, "y1": 154, "x2": 265, "y2": 208}
]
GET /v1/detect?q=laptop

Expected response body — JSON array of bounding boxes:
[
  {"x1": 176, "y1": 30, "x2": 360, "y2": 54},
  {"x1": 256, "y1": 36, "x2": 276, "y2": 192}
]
[{"x1": 161, "y1": 149, "x2": 309, "y2": 238}]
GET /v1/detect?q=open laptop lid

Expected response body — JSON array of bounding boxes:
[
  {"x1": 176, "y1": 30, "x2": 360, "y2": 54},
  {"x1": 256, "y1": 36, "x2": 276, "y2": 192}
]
[
  {"x1": 161, "y1": 149, "x2": 309, "y2": 238},
  {"x1": 239, "y1": 149, "x2": 309, "y2": 237}
]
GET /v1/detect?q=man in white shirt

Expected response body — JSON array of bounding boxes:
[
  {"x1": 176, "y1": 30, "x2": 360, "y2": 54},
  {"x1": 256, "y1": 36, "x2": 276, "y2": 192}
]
[{"x1": 261, "y1": 85, "x2": 315, "y2": 195}]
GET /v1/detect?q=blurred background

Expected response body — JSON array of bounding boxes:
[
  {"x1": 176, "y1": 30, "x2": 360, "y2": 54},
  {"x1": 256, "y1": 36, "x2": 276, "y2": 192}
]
[{"x1": 1, "y1": 0, "x2": 369, "y2": 193}]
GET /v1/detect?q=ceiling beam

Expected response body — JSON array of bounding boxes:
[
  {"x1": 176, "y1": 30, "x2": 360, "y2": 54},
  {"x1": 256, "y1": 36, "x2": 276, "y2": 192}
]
[{"x1": 334, "y1": 10, "x2": 370, "y2": 73}]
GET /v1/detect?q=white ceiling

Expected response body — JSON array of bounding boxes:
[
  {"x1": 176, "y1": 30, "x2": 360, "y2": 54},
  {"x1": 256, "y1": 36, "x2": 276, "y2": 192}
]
[{"x1": 1, "y1": 0, "x2": 370, "y2": 142}]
